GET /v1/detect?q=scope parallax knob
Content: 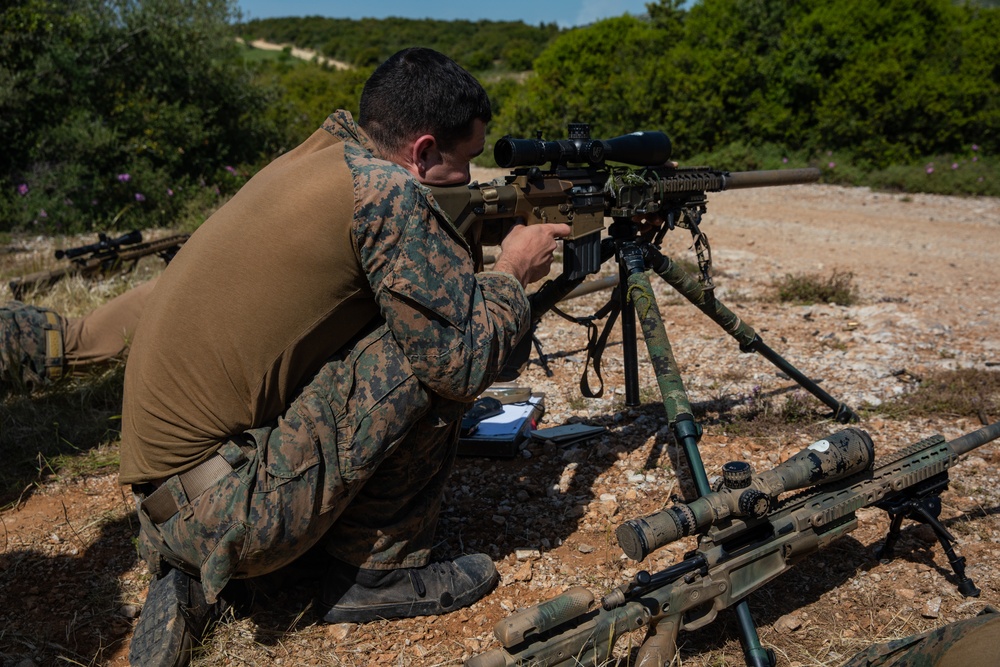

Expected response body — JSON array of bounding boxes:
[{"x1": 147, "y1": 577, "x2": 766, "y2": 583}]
[
  {"x1": 737, "y1": 488, "x2": 771, "y2": 519},
  {"x1": 722, "y1": 460, "x2": 753, "y2": 489}
]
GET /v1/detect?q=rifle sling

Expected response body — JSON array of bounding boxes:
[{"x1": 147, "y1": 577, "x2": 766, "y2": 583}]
[{"x1": 551, "y1": 291, "x2": 621, "y2": 399}]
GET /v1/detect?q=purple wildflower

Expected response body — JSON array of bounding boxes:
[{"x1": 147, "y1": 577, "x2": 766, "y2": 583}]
[
  {"x1": 828, "y1": 162, "x2": 836, "y2": 169},
  {"x1": 17, "y1": 183, "x2": 28, "y2": 196},
  {"x1": 225, "y1": 165, "x2": 237, "y2": 175},
  {"x1": 118, "y1": 173, "x2": 131, "y2": 183},
  {"x1": 39, "y1": 209, "x2": 48, "y2": 218},
  {"x1": 135, "y1": 193, "x2": 146, "y2": 202}
]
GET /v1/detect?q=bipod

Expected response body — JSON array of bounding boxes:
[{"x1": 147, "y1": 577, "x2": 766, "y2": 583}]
[
  {"x1": 875, "y1": 474, "x2": 981, "y2": 598},
  {"x1": 524, "y1": 216, "x2": 863, "y2": 666}
]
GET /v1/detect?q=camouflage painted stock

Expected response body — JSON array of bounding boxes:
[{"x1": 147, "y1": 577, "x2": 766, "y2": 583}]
[
  {"x1": 9, "y1": 231, "x2": 189, "y2": 299},
  {"x1": 466, "y1": 421, "x2": 1000, "y2": 667}
]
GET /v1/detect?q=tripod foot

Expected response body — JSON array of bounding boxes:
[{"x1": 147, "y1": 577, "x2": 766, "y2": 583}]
[{"x1": 835, "y1": 403, "x2": 859, "y2": 424}]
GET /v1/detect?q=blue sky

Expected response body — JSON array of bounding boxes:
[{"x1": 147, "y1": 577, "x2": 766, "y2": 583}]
[{"x1": 237, "y1": 0, "x2": 653, "y2": 28}]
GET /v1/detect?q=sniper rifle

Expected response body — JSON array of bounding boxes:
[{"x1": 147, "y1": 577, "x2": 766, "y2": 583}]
[
  {"x1": 431, "y1": 125, "x2": 857, "y2": 423},
  {"x1": 9, "y1": 230, "x2": 189, "y2": 299},
  {"x1": 431, "y1": 123, "x2": 819, "y2": 283},
  {"x1": 467, "y1": 420, "x2": 1000, "y2": 667}
]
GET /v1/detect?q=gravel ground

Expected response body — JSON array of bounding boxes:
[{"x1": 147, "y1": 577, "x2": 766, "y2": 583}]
[{"x1": 1, "y1": 175, "x2": 998, "y2": 666}]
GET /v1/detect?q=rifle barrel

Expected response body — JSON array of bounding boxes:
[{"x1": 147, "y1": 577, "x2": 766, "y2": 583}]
[
  {"x1": 949, "y1": 420, "x2": 1000, "y2": 456},
  {"x1": 724, "y1": 168, "x2": 821, "y2": 190}
]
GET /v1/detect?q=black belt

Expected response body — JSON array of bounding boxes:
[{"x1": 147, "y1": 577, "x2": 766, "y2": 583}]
[{"x1": 137, "y1": 444, "x2": 249, "y2": 523}]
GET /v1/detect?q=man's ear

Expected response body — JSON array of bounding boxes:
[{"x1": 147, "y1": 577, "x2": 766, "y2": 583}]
[{"x1": 410, "y1": 134, "x2": 440, "y2": 178}]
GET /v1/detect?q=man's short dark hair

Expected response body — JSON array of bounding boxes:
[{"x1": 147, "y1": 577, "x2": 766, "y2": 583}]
[{"x1": 359, "y1": 47, "x2": 492, "y2": 155}]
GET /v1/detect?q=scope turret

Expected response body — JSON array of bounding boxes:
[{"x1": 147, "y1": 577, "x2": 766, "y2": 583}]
[
  {"x1": 616, "y1": 428, "x2": 875, "y2": 561},
  {"x1": 494, "y1": 124, "x2": 672, "y2": 169}
]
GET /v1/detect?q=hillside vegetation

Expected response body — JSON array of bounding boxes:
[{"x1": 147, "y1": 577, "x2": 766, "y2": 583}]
[
  {"x1": 1, "y1": 0, "x2": 997, "y2": 236},
  {"x1": 239, "y1": 16, "x2": 560, "y2": 71}
]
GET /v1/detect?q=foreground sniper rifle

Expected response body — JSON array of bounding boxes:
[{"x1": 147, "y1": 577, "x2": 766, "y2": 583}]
[
  {"x1": 9, "y1": 230, "x2": 189, "y2": 299},
  {"x1": 468, "y1": 420, "x2": 1000, "y2": 667},
  {"x1": 431, "y1": 124, "x2": 857, "y2": 423}
]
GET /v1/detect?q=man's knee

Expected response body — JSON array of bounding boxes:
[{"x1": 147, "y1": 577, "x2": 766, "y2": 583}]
[{"x1": 0, "y1": 301, "x2": 65, "y2": 390}]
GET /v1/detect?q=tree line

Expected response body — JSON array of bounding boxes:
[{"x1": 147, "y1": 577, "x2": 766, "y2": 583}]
[
  {"x1": 491, "y1": 0, "x2": 998, "y2": 172},
  {"x1": 2, "y1": 0, "x2": 997, "y2": 235},
  {"x1": 238, "y1": 16, "x2": 560, "y2": 72}
]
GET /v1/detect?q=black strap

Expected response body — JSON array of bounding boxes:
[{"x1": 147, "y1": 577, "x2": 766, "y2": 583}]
[{"x1": 551, "y1": 288, "x2": 621, "y2": 399}]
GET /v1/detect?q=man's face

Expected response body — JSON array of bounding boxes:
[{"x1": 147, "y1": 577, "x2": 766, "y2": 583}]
[{"x1": 417, "y1": 119, "x2": 486, "y2": 187}]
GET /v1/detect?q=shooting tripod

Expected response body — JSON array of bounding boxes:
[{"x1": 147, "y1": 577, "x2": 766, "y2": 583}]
[{"x1": 525, "y1": 215, "x2": 859, "y2": 667}]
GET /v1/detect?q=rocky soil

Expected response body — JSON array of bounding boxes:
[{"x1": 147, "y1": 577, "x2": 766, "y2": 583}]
[{"x1": 1, "y1": 174, "x2": 999, "y2": 666}]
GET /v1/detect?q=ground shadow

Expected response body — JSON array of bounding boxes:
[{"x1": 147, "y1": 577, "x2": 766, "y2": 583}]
[
  {"x1": 0, "y1": 513, "x2": 139, "y2": 665},
  {"x1": 0, "y1": 364, "x2": 125, "y2": 507}
]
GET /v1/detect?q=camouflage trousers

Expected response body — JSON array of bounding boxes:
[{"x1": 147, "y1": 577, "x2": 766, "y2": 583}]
[
  {"x1": 1, "y1": 283, "x2": 152, "y2": 390},
  {"x1": 134, "y1": 323, "x2": 466, "y2": 603},
  {"x1": 841, "y1": 607, "x2": 999, "y2": 667},
  {"x1": 0, "y1": 301, "x2": 65, "y2": 390}
]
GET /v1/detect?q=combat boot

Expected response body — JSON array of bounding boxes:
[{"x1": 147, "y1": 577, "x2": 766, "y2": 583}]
[
  {"x1": 128, "y1": 566, "x2": 225, "y2": 667},
  {"x1": 321, "y1": 554, "x2": 498, "y2": 624}
]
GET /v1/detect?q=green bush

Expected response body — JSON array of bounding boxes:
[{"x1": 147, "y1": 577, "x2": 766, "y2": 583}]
[
  {"x1": 772, "y1": 270, "x2": 859, "y2": 306},
  {"x1": 488, "y1": 0, "x2": 999, "y2": 175},
  {"x1": 864, "y1": 152, "x2": 998, "y2": 196},
  {"x1": 489, "y1": 15, "x2": 672, "y2": 153},
  {"x1": 0, "y1": 0, "x2": 283, "y2": 234},
  {"x1": 239, "y1": 16, "x2": 560, "y2": 73}
]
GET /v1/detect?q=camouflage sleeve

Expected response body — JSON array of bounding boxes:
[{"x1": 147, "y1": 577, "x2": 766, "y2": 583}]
[{"x1": 352, "y1": 162, "x2": 529, "y2": 401}]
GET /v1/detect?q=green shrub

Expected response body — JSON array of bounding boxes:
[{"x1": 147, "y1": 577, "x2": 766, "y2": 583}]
[
  {"x1": 0, "y1": 0, "x2": 284, "y2": 234},
  {"x1": 874, "y1": 368, "x2": 1000, "y2": 420},
  {"x1": 772, "y1": 270, "x2": 859, "y2": 306}
]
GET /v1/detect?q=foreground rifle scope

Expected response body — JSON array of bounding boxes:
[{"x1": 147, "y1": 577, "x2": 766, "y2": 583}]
[
  {"x1": 494, "y1": 122, "x2": 672, "y2": 168},
  {"x1": 617, "y1": 428, "x2": 875, "y2": 561}
]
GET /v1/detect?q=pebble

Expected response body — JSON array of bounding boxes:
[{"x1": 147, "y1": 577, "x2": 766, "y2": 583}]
[
  {"x1": 922, "y1": 597, "x2": 943, "y2": 618},
  {"x1": 774, "y1": 614, "x2": 803, "y2": 633}
]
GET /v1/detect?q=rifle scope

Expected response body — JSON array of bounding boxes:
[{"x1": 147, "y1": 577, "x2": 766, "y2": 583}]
[
  {"x1": 494, "y1": 123, "x2": 672, "y2": 169},
  {"x1": 617, "y1": 428, "x2": 874, "y2": 561},
  {"x1": 56, "y1": 230, "x2": 142, "y2": 260}
]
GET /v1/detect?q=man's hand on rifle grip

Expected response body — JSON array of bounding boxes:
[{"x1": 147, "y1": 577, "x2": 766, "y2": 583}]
[{"x1": 494, "y1": 222, "x2": 572, "y2": 287}]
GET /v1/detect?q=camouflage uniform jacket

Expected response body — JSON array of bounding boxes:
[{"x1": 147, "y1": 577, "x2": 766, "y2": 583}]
[{"x1": 119, "y1": 110, "x2": 529, "y2": 483}]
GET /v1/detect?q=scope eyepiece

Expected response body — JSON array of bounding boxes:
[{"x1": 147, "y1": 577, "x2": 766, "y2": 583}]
[{"x1": 494, "y1": 130, "x2": 671, "y2": 169}]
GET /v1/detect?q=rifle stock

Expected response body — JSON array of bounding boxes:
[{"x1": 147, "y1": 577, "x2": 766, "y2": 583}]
[{"x1": 468, "y1": 422, "x2": 1000, "y2": 666}]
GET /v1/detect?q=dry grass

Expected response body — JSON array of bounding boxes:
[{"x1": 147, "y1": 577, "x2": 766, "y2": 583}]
[
  {"x1": 873, "y1": 368, "x2": 1000, "y2": 422},
  {"x1": 1, "y1": 237, "x2": 168, "y2": 507}
]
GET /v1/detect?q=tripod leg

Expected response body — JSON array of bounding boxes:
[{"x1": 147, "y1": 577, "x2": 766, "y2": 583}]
[
  {"x1": 618, "y1": 262, "x2": 642, "y2": 406},
  {"x1": 622, "y1": 243, "x2": 772, "y2": 666},
  {"x1": 643, "y1": 245, "x2": 858, "y2": 423},
  {"x1": 621, "y1": 256, "x2": 711, "y2": 497}
]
